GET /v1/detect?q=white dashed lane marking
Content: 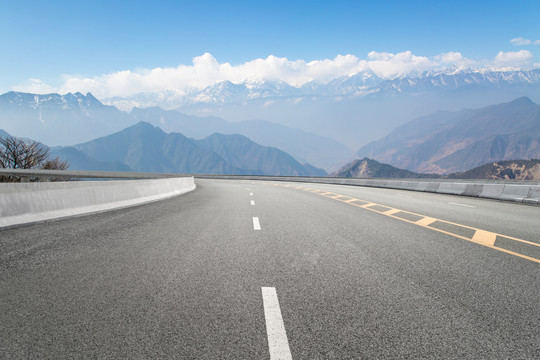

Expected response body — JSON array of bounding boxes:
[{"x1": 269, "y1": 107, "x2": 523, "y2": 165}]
[
  {"x1": 253, "y1": 217, "x2": 261, "y2": 230},
  {"x1": 251, "y1": 200, "x2": 255, "y2": 206},
  {"x1": 261, "y1": 287, "x2": 293, "y2": 360},
  {"x1": 448, "y1": 202, "x2": 476, "y2": 208}
]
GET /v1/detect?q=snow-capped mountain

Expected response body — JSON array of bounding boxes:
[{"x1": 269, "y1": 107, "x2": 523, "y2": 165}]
[
  {"x1": 375, "y1": 69, "x2": 540, "y2": 94},
  {"x1": 179, "y1": 79, "x2": 304, "y2": 106},
  {"x1": 102, "y1": 69, "x2": 540, "y2": 111},
  {"x1": 1, "y1": 91, "x2": 105, "y2": 116},
  {"x1": 6, "y1": 69, "x2": 540, "y2": 151},
  {"x1": 0, "y1": 91, "x2": 131, "y2": 146},
  {"x1": 302, "y1": 71, "x2": 384, "y2": 96}
]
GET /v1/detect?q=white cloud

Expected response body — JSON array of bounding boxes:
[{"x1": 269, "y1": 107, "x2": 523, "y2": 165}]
[
  {"x1": 13, "y1": 50, "x2": 538, "y2": 99},
  {"x1": 510, "y1": 37, "x2": 531, "y2": 46},
  {"x1": 493, "y1": 50, "x2": 533, "y2": 67},
  {"x1": 366, "y1": 51, "x2": 434, "y2": 78},
  {"x1": 434, "y1": 52, "x2": 475, "y2": 67},
  {"x1": 510, "y1": 37, "x2": 540, "y2": 46}
]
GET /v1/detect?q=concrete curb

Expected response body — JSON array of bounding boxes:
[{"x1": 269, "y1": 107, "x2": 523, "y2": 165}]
[{"x1": 0, "y1": 177, "x2": 196, "y2": 229}]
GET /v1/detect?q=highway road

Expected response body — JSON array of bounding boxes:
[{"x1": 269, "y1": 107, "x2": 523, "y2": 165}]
[{"x1": 1, "y1": 179, "x2": 539, "y2": 359}]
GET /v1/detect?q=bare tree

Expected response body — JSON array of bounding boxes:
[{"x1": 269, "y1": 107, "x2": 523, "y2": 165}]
[
  {"x1": 41, "y1": 157, "x2": 69, "y2": 170},
  {"x1": 0, "y1": 136, "x2": 49, "y2": 169},
  {"x1": 0, "y1": 135, "x2": 69, "y2": 182}
]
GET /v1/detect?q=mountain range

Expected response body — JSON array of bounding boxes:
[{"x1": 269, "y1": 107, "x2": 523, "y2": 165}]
[
  {"x1": 0, "y1": 91, "x2": 350, "y2": 171},
  {"x1": 0, "y1": 91, "x2": 132, "y2": 146},
  {"x1": 104, "y1": 69, "x2": 540, "y2": 109},
  {"x1": 355, "y1": 97, "x2": 540, "y2": 174},
  {"x1": 51, "y1": 122, "x2": 326, "y2": 176},
  {"x1": 3, "y1": 89, "x2": 540, "y2": 176},
  {"x1": 103, "y1": 69, "x2": 540, "y2": 148}
]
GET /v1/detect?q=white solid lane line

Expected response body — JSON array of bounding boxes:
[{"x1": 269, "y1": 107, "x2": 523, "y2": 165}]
[
  {"x1": 251, "y1": 200, "x2": 255, "y2": 206},
  {"x1": 395, "y1": 194, "x2": 412, "y2": 198},
  {"x1": 250, "y1": 192, "x2": 254, "y2": 196},
  {"x1": 261, "y1": 287, "x2": 293, "y2": 360},
  {"x1": 253, "y1": 217, "x2": 261, "y2": 230},
  {"x1": 448, "y1": 202, "x2": 476, "y2": 208}
]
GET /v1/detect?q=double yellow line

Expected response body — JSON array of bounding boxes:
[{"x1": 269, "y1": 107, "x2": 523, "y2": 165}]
[{"x1": 268, "y1": 183, "x2": 540, "y2": 264}]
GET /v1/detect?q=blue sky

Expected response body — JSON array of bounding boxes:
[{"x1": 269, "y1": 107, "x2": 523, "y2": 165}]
[{"x1": 1, "y1": 0, "x2": 539, "y2": 95}]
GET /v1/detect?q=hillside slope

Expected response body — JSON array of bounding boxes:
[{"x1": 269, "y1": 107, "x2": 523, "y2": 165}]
[
  {"x1": 356, "y1": 97, "x2": 540, "y2": 174},
  {"x1": 53, "y1": 122, "x2": 326, "y2": 175},
  {"x1": 194, "y1": 133, "x2": 326, "y2": 176},
  {"x1": 330, "y1": 158, "x2": 439, "y2": 178},
  {"x1": 447, "y1": 159, "x2": 540, "y2": 180}
]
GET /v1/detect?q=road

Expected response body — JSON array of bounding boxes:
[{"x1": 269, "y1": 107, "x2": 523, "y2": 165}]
[{"x1": 1, "y1": 179, "x2": 539, "y2": 359}]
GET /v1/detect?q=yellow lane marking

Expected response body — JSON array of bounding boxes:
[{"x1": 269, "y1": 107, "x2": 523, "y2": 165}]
[
  {"x1": 472, "y1": 230, "x2": 497, "y2": 247},
  {"x1": 359, "y1": 203, "x2": 376, "y2": 208},
  {"x1": 416, "y1": 217, "x2": 437, "y2": 227},
  {"x1": 269, "y1": 182, "x2": 540, "y2": 264},
  {"x1": 383, "y1": 209, "x2": 401, "y2": 216}
]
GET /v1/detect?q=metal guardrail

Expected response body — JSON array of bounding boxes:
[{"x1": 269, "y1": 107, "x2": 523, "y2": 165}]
[
  {"x1": 1, "y1": 168, "x2": 540, "y2": 184},
  {"x1": 0, "y1": 168, "x2": 190, "y2": 181}
]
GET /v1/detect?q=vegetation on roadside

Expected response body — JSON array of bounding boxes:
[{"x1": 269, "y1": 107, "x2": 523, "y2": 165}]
[{"x1": 0, "y1": 135, "x2": 69, "y2": 182}]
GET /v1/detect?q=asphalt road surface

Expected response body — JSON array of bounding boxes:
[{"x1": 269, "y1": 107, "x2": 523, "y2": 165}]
[{"x1": 1, "y1": 179, "x2": 539, "y2": 359}]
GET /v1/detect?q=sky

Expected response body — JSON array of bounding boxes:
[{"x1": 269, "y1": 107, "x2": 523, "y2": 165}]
[{"x1": 1, "y1": 0, "x2": 539, "y2": 97}]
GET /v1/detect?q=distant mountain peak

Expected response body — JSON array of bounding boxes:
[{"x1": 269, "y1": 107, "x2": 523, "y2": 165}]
[{"x1": 508, "y1": 96, "x2": 534, "y2": 105}]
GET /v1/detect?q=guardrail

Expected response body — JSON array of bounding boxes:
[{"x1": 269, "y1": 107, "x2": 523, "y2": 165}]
[
  {"x1": 0, "y1": 169, "x2": 196, "y2": 229},
  {"x1": 0, "y1": 168, "x2": 190, "y2": 181},
  {"x1": 1, "y1": 169, "x2": 539, "y2": 205}
]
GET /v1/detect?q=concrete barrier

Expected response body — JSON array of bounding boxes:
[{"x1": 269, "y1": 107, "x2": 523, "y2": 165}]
[
  {"x1": 437, "y1": 183, "x2": 469, "y2": 195},
  {"x1": 0, "y1": 177, "x2": 195, "y2": 229},
  {"x1": 498, "y1": 184, "x2": 532, "y2": 203},
  {"x1": 523, "y1": 186, "x2": 540, "y2": 205},
  {"x1": 478, "y1": 184, "x2": 505, "y2": 199},
  {"x1": 462, "y1": 184, "x2": 484, "y2": 197}
]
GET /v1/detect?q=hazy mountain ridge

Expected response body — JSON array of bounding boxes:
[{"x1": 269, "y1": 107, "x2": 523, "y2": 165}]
[
  {"x1": 194, "y1": 133, "x2": 326, "y2": 176},
  {"x1": 55, "y1": 122, "x2": 326, "y2": 176},
  {"x1": 70, "y1": 122, "x2": 241, "y2": 174},
  {"x1": 164, "y1": 70, "x2": 540, "y2": 148},
  {"x1": 129, "y1": 106, "x2": 351, "y2": 170},
  {"x1": 0, "y1": 91, "x2": 132, "y2": 146},
  {"x1": 0, "y1": 92, "x2": 351, "y2": 171},
  {"x1": 356, "y1": 97, "x2": 540, "y2": 174}
]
